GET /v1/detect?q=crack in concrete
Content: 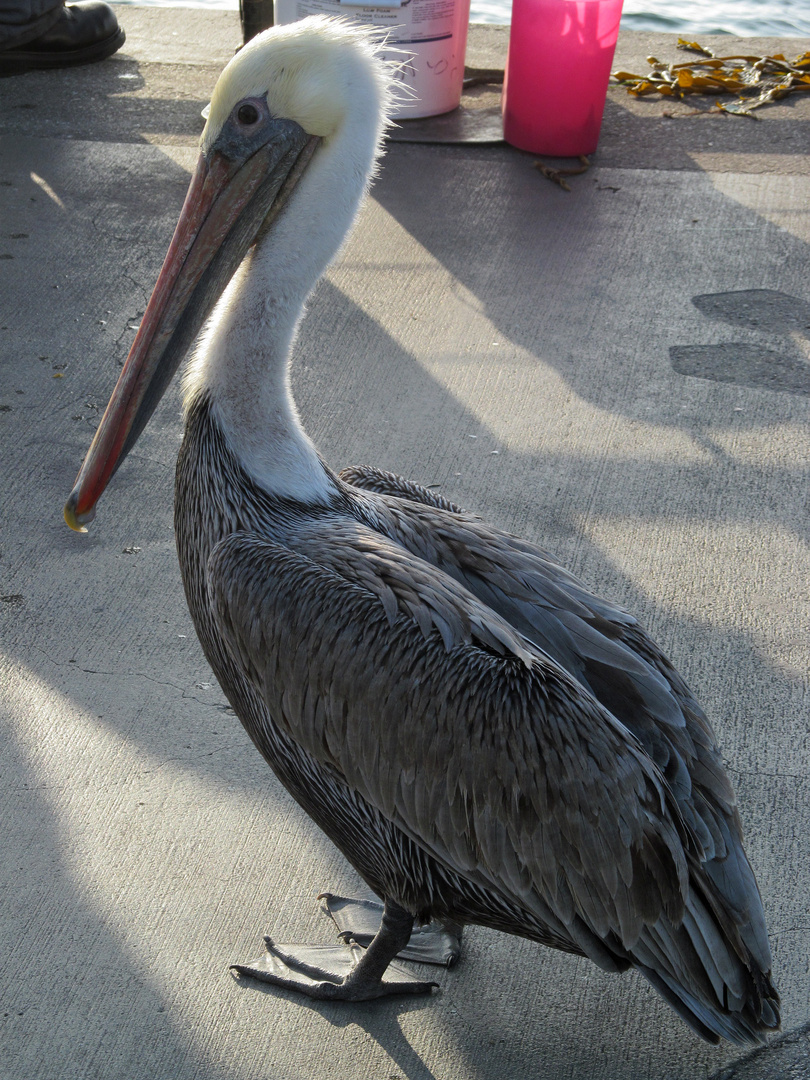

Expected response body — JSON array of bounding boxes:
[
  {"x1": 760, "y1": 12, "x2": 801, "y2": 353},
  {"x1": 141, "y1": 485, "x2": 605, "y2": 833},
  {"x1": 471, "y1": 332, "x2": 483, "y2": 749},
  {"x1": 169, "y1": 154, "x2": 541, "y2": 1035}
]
[
  {"x1": 728, "y1": 767, "x2": 810, "y2": 783},
  {"x1": 28, "y1": 644, "x2": 233, "y2": 714},
  {"x1": 710, "y1": 1022, "x2": 810, "y2": 1080},
  {"x1": 4, "y1": 736, "x2": 247, "y2": 791}
]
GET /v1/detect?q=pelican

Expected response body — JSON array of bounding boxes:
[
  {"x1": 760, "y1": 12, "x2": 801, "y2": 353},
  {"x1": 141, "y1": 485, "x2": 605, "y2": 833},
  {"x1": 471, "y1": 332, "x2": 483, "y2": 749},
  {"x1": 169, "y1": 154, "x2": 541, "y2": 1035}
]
[{"x1": 65, "y1": 17, "x2": 779, "y2": 1044}]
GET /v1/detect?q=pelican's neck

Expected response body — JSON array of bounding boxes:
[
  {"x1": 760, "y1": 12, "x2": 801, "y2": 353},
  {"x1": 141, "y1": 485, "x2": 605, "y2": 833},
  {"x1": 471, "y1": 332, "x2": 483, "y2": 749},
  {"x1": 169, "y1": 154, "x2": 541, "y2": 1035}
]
[
  {"x1": 184, "y1": 246, "x2": 330, "y2": 504},
  {"x1": 183, "y1": 131, "x2": 373, "y2": 505}
]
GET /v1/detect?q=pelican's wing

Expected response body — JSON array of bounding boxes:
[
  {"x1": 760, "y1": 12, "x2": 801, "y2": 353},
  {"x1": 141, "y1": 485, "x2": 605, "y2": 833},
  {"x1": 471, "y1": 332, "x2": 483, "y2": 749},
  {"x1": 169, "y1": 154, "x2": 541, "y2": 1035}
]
[
  {"x1": 208, "y1": 522, "x2": 691, "y2": 936},
  {"x1": 339, "y1": 465, "x2": 467, "y2": 514},
  {"x1": 207, "y1": 522, "x2": 777, "y2": 1043},
  {"x1": 343, "y1": 471, "x2": 771, "y2": 970}
]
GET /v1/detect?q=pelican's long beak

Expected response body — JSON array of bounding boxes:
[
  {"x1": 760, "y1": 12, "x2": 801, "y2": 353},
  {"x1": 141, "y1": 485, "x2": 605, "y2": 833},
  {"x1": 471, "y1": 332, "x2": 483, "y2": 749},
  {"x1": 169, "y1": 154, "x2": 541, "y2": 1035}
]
[{"x1": 65, "y1": 119, "x2": 320, "y2": 532}]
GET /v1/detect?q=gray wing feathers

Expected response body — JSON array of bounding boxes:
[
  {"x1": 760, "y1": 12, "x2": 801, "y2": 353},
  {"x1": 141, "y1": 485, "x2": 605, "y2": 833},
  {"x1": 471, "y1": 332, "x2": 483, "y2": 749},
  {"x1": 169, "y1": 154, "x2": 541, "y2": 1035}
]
[
  {"x1": 339, "y1": 465, "x2": 467, "y2": 514},
  {"x1": 337, "y1": 470, "x2": 778, "y2": 1040},
  {"x1": 208, "y1": 520, "x2": 777, "y2": 1043},
  {"x1": 290, "y1": 518, "x2": 536, "y2": 665},
  {"x1": 208, "y1": 529, "x2": 692, "y2": 941},
  {"x1": 344, "y1": 477, "x2": 772, "y2": 962}
]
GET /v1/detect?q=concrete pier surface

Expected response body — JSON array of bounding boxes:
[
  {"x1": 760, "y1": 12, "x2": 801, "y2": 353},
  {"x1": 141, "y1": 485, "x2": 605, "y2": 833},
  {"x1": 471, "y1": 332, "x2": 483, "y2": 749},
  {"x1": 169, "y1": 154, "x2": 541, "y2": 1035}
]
[{"x1": 1, "y1": 11, "x2": 808, "y2": 1079}]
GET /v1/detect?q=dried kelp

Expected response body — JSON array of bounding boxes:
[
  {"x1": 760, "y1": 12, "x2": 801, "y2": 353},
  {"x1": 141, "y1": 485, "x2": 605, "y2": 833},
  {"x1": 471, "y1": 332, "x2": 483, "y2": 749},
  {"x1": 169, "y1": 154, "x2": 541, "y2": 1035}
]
[
  {"x1": 612, "y1": 39, "x2": 810, "y2": 116},
  {"x1": 533, "y1": 156, "x2": 591, "y2": 191}
]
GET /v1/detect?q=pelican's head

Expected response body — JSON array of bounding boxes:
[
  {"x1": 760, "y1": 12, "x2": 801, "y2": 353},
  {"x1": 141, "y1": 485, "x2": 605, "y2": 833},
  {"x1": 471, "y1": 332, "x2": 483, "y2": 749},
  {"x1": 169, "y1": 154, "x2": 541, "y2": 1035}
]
[
  {"x1": 205, "y1": 16, "x2": 393, "y2": 155},
  {"x1": 65, "y1": 16, "x2": 392, "y2": 532}
]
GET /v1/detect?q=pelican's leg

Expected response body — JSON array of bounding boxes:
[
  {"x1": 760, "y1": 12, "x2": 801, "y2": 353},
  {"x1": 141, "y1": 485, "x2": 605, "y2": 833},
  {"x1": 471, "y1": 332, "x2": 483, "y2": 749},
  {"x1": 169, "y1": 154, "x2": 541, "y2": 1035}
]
[
  {"x1": 232, "y1": 898, "x2": 438, "y2": 1000},
  {"x1": 320, "y1": 893, "x2": 463, "y2": 968}
]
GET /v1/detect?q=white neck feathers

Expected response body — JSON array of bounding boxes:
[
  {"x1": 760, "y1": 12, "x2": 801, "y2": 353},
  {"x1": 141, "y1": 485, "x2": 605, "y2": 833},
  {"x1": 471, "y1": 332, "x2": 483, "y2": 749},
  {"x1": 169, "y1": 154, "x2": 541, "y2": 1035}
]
[{"x1": 182, "y1": 18, "x2": 392, "y2": 504}]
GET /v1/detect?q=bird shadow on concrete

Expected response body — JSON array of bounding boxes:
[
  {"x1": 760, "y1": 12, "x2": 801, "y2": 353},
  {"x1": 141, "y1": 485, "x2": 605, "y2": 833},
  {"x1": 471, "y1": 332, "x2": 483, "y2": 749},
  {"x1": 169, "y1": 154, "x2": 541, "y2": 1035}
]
[
  {"x1": 230, "y1": 973, "x2": 442, "y2": 1080},
  {"x1": 372, "y1": 141, "x2": 810, "y2": 425}
]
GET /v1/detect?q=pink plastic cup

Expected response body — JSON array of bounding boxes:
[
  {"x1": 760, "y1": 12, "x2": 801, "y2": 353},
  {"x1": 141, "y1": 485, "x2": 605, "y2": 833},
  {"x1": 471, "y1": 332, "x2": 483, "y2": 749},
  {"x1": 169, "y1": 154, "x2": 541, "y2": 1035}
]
[{"x1": 502, "y1": 0, "x2": 624, "y2": 157}]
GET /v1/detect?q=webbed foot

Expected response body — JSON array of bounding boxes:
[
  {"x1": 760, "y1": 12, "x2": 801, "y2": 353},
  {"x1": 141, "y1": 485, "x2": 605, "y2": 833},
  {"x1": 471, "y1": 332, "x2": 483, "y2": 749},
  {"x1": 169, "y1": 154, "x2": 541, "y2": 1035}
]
[
  {"x1": 232, "y1": 898, "x2": 438, "y2": 1001},
  {"x1": 232, "y1": 937, "x2": 436, "y2": 1000},
  {"x1": 320, "y1": 893, "x2": 463, "y2": 968}
]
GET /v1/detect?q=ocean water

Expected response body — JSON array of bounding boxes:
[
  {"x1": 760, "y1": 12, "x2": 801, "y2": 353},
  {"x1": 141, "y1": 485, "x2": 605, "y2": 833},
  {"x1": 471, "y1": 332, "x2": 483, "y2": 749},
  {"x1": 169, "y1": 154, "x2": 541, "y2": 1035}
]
[{"x1": 115, "y1": 0, "x2": 810, "y2": 38}]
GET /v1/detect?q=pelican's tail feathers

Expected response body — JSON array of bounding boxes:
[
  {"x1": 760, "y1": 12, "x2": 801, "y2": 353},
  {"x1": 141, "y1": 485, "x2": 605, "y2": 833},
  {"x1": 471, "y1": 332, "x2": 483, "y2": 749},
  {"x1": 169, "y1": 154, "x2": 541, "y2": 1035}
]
[
  {"x1": 631, "y1": 879, "x2": 780, "y2": 1046},
  {"x1": 637, "y1": 960, "x2": 779, "y2": 1046}
]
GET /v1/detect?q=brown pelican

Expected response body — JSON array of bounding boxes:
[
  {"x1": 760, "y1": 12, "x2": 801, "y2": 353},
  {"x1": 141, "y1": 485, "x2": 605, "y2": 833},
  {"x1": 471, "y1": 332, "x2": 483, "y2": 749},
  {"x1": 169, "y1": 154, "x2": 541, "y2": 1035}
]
[{"x1": 64, "y1": 17, "x2": 779, "y2": 1044}]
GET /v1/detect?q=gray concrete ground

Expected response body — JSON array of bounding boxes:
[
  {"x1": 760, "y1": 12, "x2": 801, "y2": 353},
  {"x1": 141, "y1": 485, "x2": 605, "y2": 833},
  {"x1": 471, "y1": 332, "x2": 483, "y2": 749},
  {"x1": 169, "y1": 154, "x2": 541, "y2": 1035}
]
[{"x1": 1, "y1": 9, "x2": 809, "y2": 1079}]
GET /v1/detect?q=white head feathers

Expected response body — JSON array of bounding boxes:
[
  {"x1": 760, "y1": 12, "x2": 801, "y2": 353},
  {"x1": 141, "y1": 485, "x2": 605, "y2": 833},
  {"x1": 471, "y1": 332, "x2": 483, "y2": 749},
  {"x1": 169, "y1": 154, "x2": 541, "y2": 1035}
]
[{"x1": 202, "y1": 16, "x2": 396, "y2": 160}]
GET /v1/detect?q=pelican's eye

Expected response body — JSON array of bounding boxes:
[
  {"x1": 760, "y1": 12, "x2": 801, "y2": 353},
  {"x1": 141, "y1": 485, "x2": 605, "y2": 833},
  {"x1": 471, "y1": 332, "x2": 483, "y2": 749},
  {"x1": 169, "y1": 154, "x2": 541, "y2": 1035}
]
[{"x1": 237, "y1": 102, "x2": 260, "y2": 126}]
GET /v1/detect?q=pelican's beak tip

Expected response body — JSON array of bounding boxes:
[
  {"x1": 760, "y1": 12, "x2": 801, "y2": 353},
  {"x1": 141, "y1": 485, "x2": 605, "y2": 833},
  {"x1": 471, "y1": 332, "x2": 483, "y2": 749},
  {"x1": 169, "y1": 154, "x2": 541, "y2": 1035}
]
[{"x1": 64, "y1": 491, "x2": 94, "y2": 534}]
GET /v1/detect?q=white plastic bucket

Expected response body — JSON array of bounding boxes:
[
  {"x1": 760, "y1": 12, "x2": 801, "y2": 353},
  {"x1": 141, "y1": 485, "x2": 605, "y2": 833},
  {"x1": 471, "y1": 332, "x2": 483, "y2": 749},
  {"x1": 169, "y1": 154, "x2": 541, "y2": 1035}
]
[{"x1": 273, "y1": 0, "x2": 471, "y2": 118}]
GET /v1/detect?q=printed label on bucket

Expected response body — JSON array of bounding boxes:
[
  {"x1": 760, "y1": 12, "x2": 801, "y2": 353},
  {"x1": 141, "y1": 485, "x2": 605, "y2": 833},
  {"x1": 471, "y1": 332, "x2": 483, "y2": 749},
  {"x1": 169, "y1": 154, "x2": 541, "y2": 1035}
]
[{"x1": 274, "y1": 0, "x2": 471, "y2": 117}]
